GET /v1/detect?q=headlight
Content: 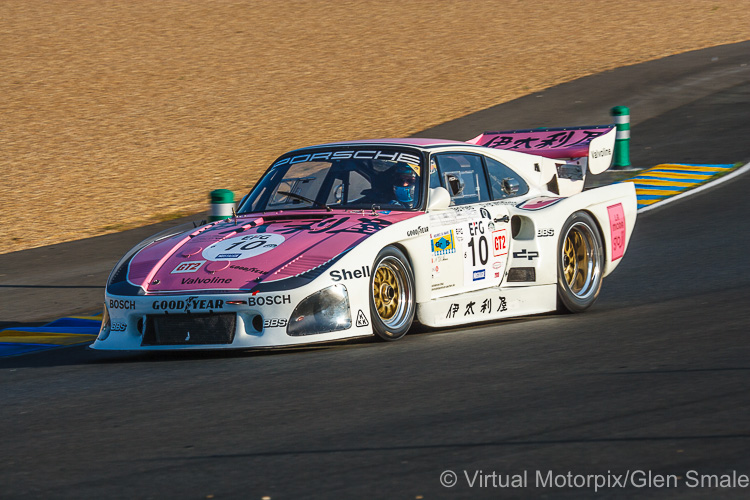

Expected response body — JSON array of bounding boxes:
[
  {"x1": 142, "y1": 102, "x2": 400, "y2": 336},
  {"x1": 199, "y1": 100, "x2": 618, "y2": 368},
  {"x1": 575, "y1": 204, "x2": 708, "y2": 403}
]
[
  {"x1": 287, "y1": 285, "x2": 351, "y2": 336},
  {"x1": 97, "y1": 304, "x2": 111, "y2": 341}
]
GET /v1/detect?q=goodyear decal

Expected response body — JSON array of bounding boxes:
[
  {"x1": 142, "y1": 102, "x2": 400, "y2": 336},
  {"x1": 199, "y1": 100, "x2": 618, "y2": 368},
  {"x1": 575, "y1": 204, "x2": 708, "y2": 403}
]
[{"x1": 431, "y1": 230, "x2": 455, "y2": 256}]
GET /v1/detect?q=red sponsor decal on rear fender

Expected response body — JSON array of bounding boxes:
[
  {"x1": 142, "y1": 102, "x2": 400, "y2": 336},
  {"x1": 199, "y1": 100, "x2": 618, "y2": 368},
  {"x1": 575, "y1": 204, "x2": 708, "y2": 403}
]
[{"x1": 607, "y1": 203, "x2": 626, "y2": 261}]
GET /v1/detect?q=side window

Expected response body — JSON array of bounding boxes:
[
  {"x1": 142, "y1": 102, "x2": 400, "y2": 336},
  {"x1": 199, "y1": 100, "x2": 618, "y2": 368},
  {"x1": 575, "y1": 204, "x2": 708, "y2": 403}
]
[
  {"x1": 429, "y1": 158, "x2": 441, "y2": 189},
  {"x1": 435, "y1": 154, "x2": 489, "y2": 206},
  {"x1": 485, "y1": 157, "x2": 529, "y2": 199}
]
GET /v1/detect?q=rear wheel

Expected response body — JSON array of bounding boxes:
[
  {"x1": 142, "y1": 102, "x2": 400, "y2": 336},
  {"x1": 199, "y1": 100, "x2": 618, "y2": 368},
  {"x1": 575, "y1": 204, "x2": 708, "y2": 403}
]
[
  {"x1": 370, "y1": 246, "x2": 415, "y2": 341},
  {"x1": 557, "y1": 211, "x2": 604, "y2": 313}
]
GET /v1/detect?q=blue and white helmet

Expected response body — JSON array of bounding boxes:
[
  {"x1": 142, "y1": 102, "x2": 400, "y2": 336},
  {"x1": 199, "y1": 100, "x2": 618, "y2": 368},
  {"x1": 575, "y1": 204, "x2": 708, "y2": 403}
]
[{"x1": 392, "y1": 162, "x2": 418, "y2": 204}]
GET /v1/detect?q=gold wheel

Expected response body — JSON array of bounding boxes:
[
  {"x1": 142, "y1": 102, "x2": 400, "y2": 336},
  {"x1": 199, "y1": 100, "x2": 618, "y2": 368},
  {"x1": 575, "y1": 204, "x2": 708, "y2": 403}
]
[
  {"x1": 373, "y1": 264, "x2": 400, "y2": 321},
  {"x1": 370, "y1": 248, "x2": 415, "y2": 340},
  {"x1": 563, "y1": 228, "x2": 589, "y2": 294},
  {"x1": 557, "y1": 213, "x2": 603, "y2": 312}
]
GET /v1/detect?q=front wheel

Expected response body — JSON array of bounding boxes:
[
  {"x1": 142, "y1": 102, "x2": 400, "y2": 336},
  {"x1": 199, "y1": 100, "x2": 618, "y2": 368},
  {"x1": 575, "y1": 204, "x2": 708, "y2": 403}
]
[
  {"x1": 557, "y1": 211, "x2": 604, "y2": 313},
  {"x1": 370, "y1": 246, "x2": 415, "y2": 341}
]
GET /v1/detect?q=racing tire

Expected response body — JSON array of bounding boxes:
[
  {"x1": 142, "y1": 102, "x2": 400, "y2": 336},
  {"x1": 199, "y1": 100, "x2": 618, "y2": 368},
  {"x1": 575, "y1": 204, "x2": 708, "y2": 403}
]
[
  {"x1": 556, "y1": 211, "x2": 604, "y2": 313},
  {"x1": 370, "y1": 246, "x2": 415, "y2": 341}
]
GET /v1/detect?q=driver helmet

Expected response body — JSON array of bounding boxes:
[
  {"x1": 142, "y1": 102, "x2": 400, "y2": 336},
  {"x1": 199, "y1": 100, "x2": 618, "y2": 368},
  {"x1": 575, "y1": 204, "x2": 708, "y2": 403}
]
[{"x1": 392, "y1": 162, "x2": 418, "y2": 204}]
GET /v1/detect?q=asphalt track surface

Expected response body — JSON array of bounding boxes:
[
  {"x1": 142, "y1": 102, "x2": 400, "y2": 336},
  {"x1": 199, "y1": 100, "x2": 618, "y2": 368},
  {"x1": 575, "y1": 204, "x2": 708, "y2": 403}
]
[{"x1": 2, "y1": 41, "x2": 750, "y2": 498}]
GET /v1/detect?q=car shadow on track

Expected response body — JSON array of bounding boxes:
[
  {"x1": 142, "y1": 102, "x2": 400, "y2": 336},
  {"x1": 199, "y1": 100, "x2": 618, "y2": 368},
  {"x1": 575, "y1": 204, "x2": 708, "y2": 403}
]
[{"x1": 0, "y1": 315, "x2": 555, "y2": 370}]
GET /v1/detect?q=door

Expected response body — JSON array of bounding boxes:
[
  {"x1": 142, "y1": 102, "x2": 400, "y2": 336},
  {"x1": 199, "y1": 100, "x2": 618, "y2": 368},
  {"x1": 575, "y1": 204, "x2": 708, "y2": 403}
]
[{"x1": 428, "y1": 153, "x2": 511, "y2": 298}]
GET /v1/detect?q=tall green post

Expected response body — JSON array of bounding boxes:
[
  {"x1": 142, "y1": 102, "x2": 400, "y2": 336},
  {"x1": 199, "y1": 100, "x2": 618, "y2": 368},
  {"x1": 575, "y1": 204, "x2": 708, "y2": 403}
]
[
  {"x1": 209, "y1": 189, "x2": 235, "y2": 222},
  {"x1": 611, "y1": 106, "x2": 631, "y2": 168}
]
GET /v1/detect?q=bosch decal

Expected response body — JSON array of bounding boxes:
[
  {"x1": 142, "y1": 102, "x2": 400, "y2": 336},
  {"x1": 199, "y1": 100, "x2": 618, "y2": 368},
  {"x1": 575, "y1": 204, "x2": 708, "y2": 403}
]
[
  {"x1": 248, "y1": 294, "x2": 292, "y2": 306},
  {"x1": 109, "y1": 299, "x2": 135, "y2": 310}
]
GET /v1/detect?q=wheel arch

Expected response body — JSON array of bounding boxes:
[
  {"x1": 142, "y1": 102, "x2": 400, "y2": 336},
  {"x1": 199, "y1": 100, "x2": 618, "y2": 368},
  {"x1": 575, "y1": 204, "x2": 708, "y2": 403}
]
[
  {"x1": 369, "y1": 244, "x2": 417, "y2": 341},
  {"x1": 580, "y1": 208, "x2": 608, "y2": 265}
]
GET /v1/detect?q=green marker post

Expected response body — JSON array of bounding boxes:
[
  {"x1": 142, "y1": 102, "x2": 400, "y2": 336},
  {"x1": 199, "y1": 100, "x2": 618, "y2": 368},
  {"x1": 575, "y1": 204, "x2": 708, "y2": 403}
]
[
  {"x1": 209, "y1": 189, "x2": 235, "y2": 222},
  {"x1": 611, "y1": 106, "x2": 631, "y2": 168}
]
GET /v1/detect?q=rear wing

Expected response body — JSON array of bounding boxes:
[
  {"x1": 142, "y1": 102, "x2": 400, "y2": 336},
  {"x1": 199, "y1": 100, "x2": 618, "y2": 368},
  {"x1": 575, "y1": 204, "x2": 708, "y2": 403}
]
[{"x1": 467, "y1": 125, "x2": 616, "y2": 175}]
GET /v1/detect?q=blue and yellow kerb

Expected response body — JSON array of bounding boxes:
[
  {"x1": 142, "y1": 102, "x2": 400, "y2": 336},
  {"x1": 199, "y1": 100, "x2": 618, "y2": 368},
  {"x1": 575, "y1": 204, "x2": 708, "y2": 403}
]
[
  {"x1": 621, "y1": 163, "x2": 736, "y2": 210},
  {"x1": 0, "y1": 315, "x2": 101, "y2": 357}
]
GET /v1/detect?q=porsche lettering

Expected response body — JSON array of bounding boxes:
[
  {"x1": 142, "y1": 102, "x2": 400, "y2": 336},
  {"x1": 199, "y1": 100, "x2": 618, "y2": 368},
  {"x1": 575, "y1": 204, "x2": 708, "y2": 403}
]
[{"x1": 272, "y1": 150, "x2": 421, "y2": 169}]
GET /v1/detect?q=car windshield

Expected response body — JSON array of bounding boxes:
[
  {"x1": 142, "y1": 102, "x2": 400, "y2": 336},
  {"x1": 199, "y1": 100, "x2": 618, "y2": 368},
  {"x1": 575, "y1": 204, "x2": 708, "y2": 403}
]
[{"x1": 239, "y1": 147, "x2": 424, "y2": 213}]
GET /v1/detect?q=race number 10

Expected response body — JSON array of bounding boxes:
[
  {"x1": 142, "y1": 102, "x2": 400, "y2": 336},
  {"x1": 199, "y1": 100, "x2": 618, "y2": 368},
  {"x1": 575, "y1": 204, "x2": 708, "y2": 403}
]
[{"x1": 467, "y1": 221, "x2": 489, "y2": 266}]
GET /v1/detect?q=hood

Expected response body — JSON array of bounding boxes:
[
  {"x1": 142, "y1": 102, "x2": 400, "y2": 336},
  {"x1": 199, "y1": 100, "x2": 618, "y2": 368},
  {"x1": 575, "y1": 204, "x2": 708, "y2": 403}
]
[{"x1": 127, "y1": 210, "x2": 420, "y2": 293}]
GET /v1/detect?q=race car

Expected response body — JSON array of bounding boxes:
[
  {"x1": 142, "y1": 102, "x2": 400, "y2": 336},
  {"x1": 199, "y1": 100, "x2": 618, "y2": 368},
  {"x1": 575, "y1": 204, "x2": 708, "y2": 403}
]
[{"x1": 92, "y1": 125, "x2": 636, "y2": 350}]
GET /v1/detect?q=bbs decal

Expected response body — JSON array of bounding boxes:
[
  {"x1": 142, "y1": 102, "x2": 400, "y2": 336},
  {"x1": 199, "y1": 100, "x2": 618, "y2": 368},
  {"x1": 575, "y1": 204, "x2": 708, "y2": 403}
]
[
  {"x1": 537, "y1": 228, "x2": 555, "y2": 237},
  {"x1": 263, "y1": 318, "x2": 288, "y2": 328}
]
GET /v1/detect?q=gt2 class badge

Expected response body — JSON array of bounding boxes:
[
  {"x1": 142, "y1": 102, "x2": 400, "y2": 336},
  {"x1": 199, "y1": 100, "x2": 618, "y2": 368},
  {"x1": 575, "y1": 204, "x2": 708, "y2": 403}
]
[{"x1": 171, "y1": 261, "x2": 206, "y2": 273}]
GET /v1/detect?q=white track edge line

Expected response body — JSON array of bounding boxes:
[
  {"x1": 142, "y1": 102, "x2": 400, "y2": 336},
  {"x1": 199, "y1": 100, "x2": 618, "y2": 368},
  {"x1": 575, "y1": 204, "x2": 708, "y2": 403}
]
[{"x1": 637, "y1": 161, "x2": 750, "y2": 213}]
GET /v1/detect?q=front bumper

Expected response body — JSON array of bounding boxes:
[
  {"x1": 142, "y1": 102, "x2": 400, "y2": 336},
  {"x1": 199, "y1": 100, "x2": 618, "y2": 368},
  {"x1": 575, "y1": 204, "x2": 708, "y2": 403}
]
[{"x1": 92, "y1": 285, "x2": 366, "y2": 350}]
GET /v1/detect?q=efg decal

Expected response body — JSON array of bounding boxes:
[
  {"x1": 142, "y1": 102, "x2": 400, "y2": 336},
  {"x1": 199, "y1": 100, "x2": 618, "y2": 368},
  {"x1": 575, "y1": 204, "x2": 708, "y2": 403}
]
[{"x1": 203, "y1": 233, "x2": 285, "y2": 261}]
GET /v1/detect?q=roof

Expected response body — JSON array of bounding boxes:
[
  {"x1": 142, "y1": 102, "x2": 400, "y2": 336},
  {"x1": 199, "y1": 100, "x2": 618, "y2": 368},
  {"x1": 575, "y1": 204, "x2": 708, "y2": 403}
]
[{"x1": 296, "y1": 138, "x2": 470, "y2": 150}]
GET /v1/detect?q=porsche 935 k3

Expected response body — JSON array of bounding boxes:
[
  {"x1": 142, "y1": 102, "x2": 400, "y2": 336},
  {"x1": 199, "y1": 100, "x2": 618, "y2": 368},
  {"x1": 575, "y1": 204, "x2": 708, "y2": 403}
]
[{"x1": 93, "y1": 125, "x2": 636, "y2": 350}]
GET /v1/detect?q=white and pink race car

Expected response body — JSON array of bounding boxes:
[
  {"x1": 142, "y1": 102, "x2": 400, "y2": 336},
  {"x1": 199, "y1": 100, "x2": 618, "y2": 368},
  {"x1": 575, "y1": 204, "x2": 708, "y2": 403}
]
[{"x1": 93, "y1": 125, "x2": 636, "y2": 350}]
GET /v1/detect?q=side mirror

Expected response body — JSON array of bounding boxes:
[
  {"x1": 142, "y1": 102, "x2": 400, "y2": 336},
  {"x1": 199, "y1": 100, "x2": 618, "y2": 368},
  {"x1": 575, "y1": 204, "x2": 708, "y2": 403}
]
[
  {"x1": 427, "y1": 187, "x2": 451, "y2": 210},
  {"x1": 445, "y1": 173, "x2": 465, "y2": 196},
  {"x1": 502, "y1": 177, "x2": 520, "y2": 195}
]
